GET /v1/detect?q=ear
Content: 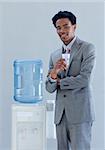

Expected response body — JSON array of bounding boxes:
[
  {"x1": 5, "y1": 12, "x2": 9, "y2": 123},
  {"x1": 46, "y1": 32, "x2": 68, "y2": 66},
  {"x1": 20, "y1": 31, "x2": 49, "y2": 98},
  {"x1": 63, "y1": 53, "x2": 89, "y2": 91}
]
[{"x1": 73, "y1": 24, "x2": 77, "y2": 30}]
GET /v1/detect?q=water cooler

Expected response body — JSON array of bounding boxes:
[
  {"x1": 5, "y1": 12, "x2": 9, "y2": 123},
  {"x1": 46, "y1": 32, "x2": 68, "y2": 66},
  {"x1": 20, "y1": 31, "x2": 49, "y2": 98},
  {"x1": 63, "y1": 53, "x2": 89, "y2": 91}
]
[{"x1": 11, "y1": 59, "x2": 46, "y2": 150}]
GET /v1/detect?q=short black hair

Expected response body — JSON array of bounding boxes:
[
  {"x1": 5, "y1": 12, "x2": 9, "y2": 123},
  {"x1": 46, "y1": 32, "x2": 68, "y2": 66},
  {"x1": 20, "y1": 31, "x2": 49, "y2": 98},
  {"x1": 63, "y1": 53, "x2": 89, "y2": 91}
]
[{"x1": 52, "y1": 11, "x2": 76, "y2": 27}]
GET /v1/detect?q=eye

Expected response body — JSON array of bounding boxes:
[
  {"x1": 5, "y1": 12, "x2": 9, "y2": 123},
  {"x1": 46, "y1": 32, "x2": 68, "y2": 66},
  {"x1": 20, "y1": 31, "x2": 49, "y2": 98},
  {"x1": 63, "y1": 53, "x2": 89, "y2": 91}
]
[
  {"x1": 56, "y1": 27, "x2": 61, "y2": 31},
  {"x1": 64, "y1": 25, "x2": 70, "y2": 29}
]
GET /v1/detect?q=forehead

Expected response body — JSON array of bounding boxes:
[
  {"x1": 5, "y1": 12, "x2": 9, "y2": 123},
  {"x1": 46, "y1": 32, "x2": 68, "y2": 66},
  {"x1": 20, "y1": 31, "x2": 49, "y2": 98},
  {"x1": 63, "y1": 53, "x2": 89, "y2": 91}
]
[{"x1": 56, "y1": 18, "x2": 72, "y2": 27}]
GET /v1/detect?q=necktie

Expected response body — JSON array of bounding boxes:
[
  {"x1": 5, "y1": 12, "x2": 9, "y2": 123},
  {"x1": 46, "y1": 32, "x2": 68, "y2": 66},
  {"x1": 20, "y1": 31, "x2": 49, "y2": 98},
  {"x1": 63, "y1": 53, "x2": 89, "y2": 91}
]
[
  {"x1": 62, "y1": 47, "x2": 71, "y2": 54},
  {"x1": 66, "y1": 48, "x2": 71, "y2": 53}
]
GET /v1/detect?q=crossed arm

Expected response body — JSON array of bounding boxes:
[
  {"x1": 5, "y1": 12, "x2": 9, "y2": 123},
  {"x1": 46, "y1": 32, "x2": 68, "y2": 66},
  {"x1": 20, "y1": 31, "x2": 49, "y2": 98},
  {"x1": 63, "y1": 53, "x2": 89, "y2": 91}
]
[{"x1": 45, "y1": 44, "x2": 95, "y2": 93}]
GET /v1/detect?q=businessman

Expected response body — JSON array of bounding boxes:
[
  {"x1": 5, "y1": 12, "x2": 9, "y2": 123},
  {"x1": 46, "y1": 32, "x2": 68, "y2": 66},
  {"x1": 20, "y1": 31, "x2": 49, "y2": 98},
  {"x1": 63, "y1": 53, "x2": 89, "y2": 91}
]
[{"x1": 45, "y1": 11, "x2": 95, "y2": 150}]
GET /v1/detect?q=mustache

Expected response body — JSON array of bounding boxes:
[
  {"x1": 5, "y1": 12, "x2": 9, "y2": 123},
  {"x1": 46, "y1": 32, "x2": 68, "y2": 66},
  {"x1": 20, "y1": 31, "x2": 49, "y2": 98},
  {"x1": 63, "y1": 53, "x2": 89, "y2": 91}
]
[{"x1": 59, "y1": 33, "x2": 69, "y2": 37}]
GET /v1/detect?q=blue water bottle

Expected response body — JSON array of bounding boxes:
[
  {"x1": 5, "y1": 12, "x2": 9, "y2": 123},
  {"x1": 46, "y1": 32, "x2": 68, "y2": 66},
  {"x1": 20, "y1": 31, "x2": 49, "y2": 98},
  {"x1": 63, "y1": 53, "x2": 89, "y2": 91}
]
[{"x1": 14, "y1": 59, "x2": 43, "y2": 103}]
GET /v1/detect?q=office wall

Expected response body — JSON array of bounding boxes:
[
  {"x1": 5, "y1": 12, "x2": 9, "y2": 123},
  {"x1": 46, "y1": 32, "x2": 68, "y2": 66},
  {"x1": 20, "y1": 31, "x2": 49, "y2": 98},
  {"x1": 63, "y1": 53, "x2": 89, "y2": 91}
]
[
  {"x1": 0, "y1": 2, "x2": 104, "y2": 150},
  {"x1": 0, "y1": 4, "x2": 3, "y2": 149}
]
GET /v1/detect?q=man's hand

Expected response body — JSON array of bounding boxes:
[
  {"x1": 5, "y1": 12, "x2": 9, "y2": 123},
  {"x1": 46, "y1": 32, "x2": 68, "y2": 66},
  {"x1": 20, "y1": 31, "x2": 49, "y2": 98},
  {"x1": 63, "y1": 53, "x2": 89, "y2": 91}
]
[
  {"x1": 54, "y1": 58, "x2": 67, "y2": 73},
  {"x1": 49, "y1": 59, "x2": 67, "y2": 79}
]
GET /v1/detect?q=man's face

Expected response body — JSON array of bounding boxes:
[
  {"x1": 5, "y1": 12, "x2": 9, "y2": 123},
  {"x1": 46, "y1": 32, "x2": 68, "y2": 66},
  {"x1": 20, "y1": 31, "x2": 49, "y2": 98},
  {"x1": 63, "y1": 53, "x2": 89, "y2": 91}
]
[{"x1": 55, "y1": 18, "x2": 76, "y2": 45}]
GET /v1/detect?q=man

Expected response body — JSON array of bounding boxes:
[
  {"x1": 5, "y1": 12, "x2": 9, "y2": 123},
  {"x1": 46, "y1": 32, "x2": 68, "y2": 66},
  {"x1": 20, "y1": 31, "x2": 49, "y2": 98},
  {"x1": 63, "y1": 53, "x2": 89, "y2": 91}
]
[{"x1": 45, "y1": 11, "x2": 95, "y2": 150}]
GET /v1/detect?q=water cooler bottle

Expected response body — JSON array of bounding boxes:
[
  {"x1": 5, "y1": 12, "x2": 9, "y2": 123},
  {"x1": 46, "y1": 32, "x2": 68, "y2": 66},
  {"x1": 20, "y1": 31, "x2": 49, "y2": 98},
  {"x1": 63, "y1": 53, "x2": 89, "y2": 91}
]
[
  {"x1": 11, "y1": 59, "x2": 46, "y2": 150},
  {"x1": 14, "y1": 59, "x2": 43, "y2": 103}
]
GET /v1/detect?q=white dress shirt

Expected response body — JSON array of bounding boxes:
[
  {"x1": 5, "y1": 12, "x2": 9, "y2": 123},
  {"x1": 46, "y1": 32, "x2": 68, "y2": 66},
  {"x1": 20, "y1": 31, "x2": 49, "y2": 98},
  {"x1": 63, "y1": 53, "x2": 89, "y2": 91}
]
[
  {"x1": 49, "y1": 36, "x2": 77, "y2": 82},
  {"x1": 62, "y1": 36, "x2": 76, "y2": 53}
]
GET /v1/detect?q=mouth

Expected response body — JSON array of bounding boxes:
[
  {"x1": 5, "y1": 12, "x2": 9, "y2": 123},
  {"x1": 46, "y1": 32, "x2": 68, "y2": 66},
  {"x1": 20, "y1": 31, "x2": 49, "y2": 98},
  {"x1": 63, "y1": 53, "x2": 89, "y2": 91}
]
[{"x1": 60, "y1": 33, "x2": 68, "y2": 40}]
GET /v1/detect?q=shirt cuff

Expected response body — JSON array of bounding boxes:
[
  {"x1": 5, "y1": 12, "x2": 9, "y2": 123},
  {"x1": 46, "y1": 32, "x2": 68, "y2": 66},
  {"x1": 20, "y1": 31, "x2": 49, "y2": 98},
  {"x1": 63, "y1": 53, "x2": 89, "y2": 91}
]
[{"x1": 48, "y1": 76, "x2": 57, "y2": 83}]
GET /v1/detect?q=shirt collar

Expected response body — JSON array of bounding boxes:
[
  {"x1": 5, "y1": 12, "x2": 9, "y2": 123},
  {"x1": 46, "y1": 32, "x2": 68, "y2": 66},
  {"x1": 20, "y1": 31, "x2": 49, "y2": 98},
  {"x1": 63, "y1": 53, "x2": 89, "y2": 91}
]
[{"x1": 62, "y1": 36, "x2": 76, "y2": 52}]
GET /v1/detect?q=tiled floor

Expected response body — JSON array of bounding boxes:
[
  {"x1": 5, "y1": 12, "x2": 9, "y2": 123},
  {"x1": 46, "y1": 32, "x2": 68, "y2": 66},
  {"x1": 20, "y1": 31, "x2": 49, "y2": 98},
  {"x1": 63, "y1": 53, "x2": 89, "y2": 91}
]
[
  {"x1": 47, "y1": 139, "x2": 57, "y2": 150},
  {"x1": 47, "y1": 139, "x2": 104, "y2": 150}
]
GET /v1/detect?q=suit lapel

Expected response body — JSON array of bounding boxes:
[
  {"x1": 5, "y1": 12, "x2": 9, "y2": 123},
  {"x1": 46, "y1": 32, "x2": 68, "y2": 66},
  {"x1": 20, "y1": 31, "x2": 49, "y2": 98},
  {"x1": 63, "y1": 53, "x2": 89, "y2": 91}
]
[
  {"x1": 65, "y1": 37, "x2": 82, "y2": 75},
  {"x1": 55, "y1": 48, "x2": 62, "y2": 63}
]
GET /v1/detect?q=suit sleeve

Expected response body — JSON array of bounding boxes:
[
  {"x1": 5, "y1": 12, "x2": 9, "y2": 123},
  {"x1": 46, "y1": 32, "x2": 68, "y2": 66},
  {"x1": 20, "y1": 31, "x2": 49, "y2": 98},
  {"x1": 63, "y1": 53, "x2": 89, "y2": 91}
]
[
  {"x1": 45, "y1": 54, "x2": 57, "y2": 93},
  {"x1": 60, "y1": 44, "x2": 96, "y2": 90}
]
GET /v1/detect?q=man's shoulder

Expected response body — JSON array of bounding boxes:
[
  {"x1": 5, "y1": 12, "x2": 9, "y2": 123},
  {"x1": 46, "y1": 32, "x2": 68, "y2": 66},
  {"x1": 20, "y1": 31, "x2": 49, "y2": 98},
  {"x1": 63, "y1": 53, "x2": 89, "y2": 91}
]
[
  {"x1": 51, "y1": 48, "x2": 61, "y2": 57},
  {"x1": 77, "y1": 37, "x2": 95, "y2": 48},
  {"x1": 77, "y1": 38, "x2": 95, "y2": 58}
]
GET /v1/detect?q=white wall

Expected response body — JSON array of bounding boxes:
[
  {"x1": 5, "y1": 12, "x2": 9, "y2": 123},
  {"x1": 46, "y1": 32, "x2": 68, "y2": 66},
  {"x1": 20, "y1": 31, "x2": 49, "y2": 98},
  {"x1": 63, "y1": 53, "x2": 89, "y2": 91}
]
[
  {"x1": 0, "y1": 2, "x2": 104, "y2": 150},
  {"x1": 0, "y1": 4, "x2": 3, "y2": 149},
  {"x1": 104, "y1": 1, "x2": 105, "y2": 148}
]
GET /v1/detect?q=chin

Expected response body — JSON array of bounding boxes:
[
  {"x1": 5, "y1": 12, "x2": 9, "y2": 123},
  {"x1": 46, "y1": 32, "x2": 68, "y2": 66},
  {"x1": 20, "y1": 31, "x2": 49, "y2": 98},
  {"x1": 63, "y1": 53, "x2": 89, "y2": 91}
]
[
  {"x1": 63, "y1": 40, "x2": 70, "y2": 45},
  {"x1": 60, "y1": 37, "x2": 70, "y2": 44}
]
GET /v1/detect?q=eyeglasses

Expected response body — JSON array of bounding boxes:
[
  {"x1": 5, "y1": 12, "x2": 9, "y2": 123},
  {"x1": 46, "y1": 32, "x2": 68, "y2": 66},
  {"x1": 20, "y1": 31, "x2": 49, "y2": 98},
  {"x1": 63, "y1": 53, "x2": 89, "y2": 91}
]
[{"x1": 56, "y1": 25, "x2": 72, "y2": 32}]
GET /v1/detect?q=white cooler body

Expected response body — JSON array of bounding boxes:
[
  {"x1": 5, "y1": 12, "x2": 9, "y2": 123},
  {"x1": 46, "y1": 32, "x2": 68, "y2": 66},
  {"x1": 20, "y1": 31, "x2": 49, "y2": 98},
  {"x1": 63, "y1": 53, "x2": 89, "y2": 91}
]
[{"x1": 11, "y1": 103, "x2": 46, "y2": 150}]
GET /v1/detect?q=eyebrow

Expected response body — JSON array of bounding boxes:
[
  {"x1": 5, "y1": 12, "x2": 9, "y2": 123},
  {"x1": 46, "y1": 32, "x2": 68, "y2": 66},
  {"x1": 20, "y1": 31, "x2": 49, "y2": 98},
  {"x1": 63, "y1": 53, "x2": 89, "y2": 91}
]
[
  {"x1": 63, "y1": 23, "x2": 69, "y2": 26},
  {"x1": 56, "y1": 23, "x2": 69, "y2": 28}
]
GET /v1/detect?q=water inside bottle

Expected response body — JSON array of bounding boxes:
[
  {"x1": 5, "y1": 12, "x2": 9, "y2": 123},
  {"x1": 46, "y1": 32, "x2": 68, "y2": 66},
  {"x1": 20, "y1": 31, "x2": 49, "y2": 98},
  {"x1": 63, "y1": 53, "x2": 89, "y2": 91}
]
[{"x1": 14, "y1": 60, "x2": 43, "y2": 103}]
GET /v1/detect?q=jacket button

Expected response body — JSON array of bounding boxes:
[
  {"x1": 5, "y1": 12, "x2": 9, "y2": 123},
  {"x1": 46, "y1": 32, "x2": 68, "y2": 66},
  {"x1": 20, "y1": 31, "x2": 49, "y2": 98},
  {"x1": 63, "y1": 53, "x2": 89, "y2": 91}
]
[{"x1": 64, "y1": 95, "x2": 66, "y2": 97}]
